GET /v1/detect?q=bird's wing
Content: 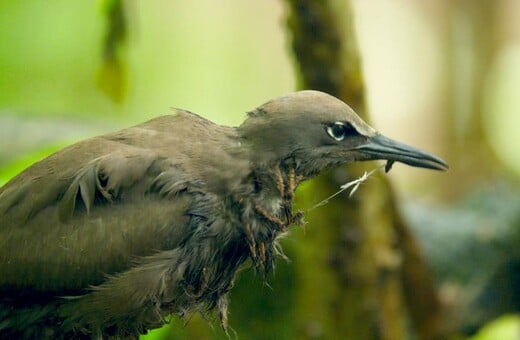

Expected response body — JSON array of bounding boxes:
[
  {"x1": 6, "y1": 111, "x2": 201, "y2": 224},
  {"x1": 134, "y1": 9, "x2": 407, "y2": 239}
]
[{"x1": 0, "y1": 112, "x2": 232, "y2": 294}]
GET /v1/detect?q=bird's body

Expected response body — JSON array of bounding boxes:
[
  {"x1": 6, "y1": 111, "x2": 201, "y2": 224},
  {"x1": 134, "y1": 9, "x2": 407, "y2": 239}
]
[
  {"x1": 0, "y1": 91, "x2": 447, "y2": 338},
  {"x1": 0, "y1": 111, "x2": 284, "y2": 338}
]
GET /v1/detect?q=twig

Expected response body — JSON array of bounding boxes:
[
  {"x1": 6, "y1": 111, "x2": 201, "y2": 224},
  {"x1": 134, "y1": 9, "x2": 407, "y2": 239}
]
[{"x1": 307, "y1": 164, "x2": 385, "y2": 212}]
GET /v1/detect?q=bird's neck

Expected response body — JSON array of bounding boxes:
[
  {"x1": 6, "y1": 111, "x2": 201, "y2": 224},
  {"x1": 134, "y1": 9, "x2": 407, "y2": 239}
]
[
  {"x1": 234, "y1": 159, "x2": 304, "y2": 273},
  {"x1": 249, "y1": 159, "x2": 305, "y2": 228}
]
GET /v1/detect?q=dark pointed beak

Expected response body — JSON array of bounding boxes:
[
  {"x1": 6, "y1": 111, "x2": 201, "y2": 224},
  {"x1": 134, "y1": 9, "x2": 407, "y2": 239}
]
[{"x1": 355, "y1": 134, "x2": 448, "y2": 171}]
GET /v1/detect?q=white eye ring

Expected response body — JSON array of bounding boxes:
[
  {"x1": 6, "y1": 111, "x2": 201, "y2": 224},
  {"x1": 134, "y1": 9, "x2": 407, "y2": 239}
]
[{"x1": 326, "y1": 122, "x2": 346, "y2": 141}]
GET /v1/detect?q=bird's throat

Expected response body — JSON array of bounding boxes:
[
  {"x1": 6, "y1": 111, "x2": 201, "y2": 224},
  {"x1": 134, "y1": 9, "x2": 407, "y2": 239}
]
[{"x1": 242, "y1": 161, "x2": 305, "y2": 273}]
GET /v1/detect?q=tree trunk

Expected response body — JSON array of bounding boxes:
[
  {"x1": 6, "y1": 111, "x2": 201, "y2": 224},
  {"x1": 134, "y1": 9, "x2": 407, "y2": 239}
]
[{"x1": 285, "y1": 1, "x2": 443, "y2": 339}]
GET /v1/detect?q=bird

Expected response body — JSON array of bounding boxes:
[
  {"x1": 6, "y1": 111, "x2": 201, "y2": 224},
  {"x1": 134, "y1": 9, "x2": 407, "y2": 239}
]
[{"x1": 0, "y1": 90, "x2": 447, "y2": 338}]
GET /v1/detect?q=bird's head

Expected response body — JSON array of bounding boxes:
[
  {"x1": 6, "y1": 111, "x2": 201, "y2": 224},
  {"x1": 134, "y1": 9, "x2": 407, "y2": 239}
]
[{"x1": 238, "y1": 90, "x2": 447, "y2": 178}]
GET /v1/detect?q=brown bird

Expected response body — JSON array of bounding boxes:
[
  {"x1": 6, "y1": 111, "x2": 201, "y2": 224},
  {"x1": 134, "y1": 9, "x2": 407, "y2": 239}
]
[{"x1": 0, "y1": 90, "x2": 447, "y2": 338}]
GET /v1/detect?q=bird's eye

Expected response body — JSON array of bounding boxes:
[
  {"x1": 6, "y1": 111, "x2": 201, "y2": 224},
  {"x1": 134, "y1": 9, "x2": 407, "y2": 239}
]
[{"x1": 326, "y1": 122, "x2": 357, "y2": 141}]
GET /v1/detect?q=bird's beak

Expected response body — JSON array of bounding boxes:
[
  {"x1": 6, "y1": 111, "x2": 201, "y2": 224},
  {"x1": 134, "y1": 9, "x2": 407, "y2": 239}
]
[{"x1": 355, "y1": 134, "x2": 448, "y2": 171}]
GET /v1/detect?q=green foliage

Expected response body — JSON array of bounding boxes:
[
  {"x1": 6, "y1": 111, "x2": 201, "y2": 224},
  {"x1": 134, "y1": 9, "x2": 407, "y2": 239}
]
[
  {"x1": 97, "y1": 0, "x2": 128, "y2": 103},
  {"x1": 469, "y1": 314, "x2": 520, "y2": 340},
  {"x1": 0, "y1": 1, "x2": 293, "y2": 124}
]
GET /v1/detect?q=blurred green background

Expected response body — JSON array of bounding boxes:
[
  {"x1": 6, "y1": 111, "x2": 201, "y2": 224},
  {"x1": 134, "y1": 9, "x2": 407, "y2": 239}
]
[{"x1": 1, "y1": 0, "x2": 519, "y2": 339}]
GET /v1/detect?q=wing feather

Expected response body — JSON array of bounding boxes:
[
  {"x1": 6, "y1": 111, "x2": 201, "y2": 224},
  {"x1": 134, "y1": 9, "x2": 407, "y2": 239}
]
[{"x1": 0, "y1": 112, "x2": 240, "y2": 294}]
